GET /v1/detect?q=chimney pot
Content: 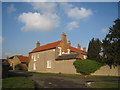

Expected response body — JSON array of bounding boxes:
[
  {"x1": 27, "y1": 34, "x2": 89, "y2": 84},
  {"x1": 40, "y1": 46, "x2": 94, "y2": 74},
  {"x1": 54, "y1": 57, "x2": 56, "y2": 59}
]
[
  {"x1": 83, "y1": 47, "x2": 86, "y2": 52},
  {"x1": 77, "y1": 44, "x2": 81, "y2": 50},
  {"x1": 67, "y1": 40, "x2": 71, "y2": 47}
]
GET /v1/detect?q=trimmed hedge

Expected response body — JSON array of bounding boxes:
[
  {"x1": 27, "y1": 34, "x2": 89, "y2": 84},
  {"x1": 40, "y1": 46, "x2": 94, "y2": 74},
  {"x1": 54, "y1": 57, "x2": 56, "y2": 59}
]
[{"x1": 73, "y1": 59, "x2": 104, "y2": 75}]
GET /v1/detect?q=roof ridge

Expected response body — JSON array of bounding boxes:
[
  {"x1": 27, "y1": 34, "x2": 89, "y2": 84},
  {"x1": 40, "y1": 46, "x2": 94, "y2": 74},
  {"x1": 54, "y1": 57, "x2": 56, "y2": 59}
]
[
  {"x1": 37, "y1": 40, "x2": 61, "y2": 48},
  {"x1": 30, "y1": 40, "x2": 61, "y2": 53},
  {"x1": 70, "y1": 46, "x2": 86, "y2": 55}
]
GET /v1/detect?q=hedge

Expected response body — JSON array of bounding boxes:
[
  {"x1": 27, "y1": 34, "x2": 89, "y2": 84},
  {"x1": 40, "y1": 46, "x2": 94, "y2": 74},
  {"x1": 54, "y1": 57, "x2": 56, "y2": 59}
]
[{"x1": 73, "y1": 59, "x2": 104, "y2": 75}]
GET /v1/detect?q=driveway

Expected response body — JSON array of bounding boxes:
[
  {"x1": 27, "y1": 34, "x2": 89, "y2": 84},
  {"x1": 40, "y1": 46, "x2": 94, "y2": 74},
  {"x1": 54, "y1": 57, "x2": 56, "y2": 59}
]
[
  {"x1": 28, "y1": 73, "x2": 119, "y2": 88},
  {"x1": 8, "y1": 71, "x2": 120, "y2": 88},
  {"x1": 28, "y1": 73, "x2": 88, "y2": 88}
]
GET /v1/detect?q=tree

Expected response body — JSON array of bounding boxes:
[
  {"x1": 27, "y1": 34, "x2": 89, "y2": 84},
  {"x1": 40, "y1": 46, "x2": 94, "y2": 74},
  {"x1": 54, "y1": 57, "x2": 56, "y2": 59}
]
[
  {"x1": 87, "y1": 38, "x2": 102, "y2": 62},
  {"x1": 102, "y1": 19, "x2": 120, "y2": 67},
  {"x1": 73, "y1": 59, "x2": 103, "y2": 75}
]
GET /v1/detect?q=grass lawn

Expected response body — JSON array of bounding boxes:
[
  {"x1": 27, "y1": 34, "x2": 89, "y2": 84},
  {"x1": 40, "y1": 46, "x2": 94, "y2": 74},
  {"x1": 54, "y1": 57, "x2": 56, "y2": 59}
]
[
  {"x1": 90, "y1": 82, "x2": 120, "y2": 88},
  {"x1": 2, "y1": 77, "x2": 35, "y2": 88},
  {"x1": 28, "y1": 71, "x2": 120, "y2": 79}
]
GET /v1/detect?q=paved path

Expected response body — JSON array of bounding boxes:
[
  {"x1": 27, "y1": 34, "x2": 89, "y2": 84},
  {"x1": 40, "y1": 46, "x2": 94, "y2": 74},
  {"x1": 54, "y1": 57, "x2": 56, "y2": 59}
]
[{"x1": 9, "y1": 71, "x2": 120, "y2": 88}]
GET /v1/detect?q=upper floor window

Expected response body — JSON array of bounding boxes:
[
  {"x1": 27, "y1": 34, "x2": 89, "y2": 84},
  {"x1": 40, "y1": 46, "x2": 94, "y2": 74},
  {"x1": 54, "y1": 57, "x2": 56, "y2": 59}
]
[
  {"x1": 31, "y1": 55, "x2": 34, "y2": 59},
  {"x1": 34, "y1": 55, "x2": 37, "y2": 61},
  {"x1": 37, "y1": 54, "x2": 39, "y2": 58},
  {"x1": 58, "y1": 47, "x2": 62, "y2": 56},
  {"x1": 32, "y1": 53, "x2": 40, "y2": 61}
]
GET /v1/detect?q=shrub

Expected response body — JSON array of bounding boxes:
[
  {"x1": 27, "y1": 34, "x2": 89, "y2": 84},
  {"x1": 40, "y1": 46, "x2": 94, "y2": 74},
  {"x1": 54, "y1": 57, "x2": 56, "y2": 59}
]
[{"x1": 73, "y1": 59, "x2": 104, "y2": 75}]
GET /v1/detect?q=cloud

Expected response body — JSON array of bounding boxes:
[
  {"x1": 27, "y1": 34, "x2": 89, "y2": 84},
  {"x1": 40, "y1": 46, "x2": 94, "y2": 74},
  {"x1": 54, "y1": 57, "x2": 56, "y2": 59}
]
[
  {"x1": 0, "y1": 36, "x2": 4, "y2": 43},
  {"x1": 18, "y1": 12, "x2": 60, "y2": 31},
  {"x1": 67, "y1": 21, "x2": 79, "y2": 30},
  {"x1": 68, "y1": 7, "x2": 92, "y2": 19},
  {"x1": 31, "y1": 2, "x2": 57, "y2": 13},
  {"x1": 59, "y1": 2, "x2": 73, "y2": 13},
  {"x1": 102, "y1": 28, "x2": 107, "y2": 33},
  {"x1": 2, "y1": 52, "x2": 21, "y2": 58},
  {"x1": 7, "y1": 4, "x2": 16, "y2": 13}
]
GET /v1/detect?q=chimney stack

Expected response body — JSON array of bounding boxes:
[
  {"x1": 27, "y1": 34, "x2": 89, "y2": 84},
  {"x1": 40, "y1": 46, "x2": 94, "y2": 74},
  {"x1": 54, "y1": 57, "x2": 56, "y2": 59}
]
[
  {"x1": 36, "y1": 41, "x2": 40, "y2": 48},
  {"x1": 83, "y1": 47, "x2": 86, "y2": 52},
  {"x1": 77, "y1": 44, "x2": 81, "y2": 50},
  {"x1": 61, "y1": 32, "x2": 68, "y2": 53}
]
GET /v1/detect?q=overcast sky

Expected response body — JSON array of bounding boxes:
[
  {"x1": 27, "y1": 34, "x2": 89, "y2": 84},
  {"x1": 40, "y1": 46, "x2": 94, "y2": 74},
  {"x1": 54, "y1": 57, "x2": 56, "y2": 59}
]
[{"x1": 1, "y1": 2, "x2": 119, "y2": 58}]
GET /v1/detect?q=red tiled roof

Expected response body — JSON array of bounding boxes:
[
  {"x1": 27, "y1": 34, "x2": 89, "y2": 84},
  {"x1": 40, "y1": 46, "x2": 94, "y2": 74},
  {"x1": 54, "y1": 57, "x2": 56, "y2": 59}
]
[
  {"x1": 69, "y1": 46, "x2": 86, "y2": 55},
  {"x1": 17, "y1": 55, "x2": 29, "y2": 63},
  {"x1": 30, "y1": 40, "x2": 61, "y2": 53},
  {"x1": 30, "y1": 40, "x2": 86, "y2": 55}
]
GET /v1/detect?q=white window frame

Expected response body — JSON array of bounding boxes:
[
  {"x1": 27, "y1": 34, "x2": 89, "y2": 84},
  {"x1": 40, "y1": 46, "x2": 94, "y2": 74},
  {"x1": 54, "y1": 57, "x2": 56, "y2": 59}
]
[
  {"x1": 67, "y1": 49, "x2": 70, "y2": 54},
  {"x1": 58, "y1": 47, "x2": 62, "y2": 56},
  {"x1": 62, "y1": 52, "x2": 65, "y2": 54},
  {"x1": 31, "y1": 55, "x2": 34, "y2": 59},
  {"x1": 47, "y1": 60, "x2": 52, "y2": 68},
  {"x1": 34, "y1": 55, "x2": 37, "y2": 61},
  {"x1": 37, "y1": 54, "x2": 39, "y2": 58},
  {"x1": 33, "y1": 63, "x2": 36, "y2": 70},
  {"x1": 83, "y1": 55, "x2": 87, "y2": 59}
]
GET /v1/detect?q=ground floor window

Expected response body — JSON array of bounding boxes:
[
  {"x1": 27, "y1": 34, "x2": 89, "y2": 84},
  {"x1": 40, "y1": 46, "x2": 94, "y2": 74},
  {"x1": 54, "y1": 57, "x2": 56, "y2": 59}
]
[
  {"x1": 47, "y1": 61, "x2": 52, "y2": 68},
  {"x1": 33, "y1": 63, "x2": 36, "y2": 70}
]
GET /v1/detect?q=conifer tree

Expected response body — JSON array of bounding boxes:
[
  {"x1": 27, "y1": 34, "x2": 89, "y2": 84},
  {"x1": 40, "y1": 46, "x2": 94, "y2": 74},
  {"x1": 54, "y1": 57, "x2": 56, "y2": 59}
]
[
  {"x1": 102, "y1": 19, "x2": 120, "y2": 67},
  {"x1": 87, "y1": 38, "x2": 102, "y2": 62}
]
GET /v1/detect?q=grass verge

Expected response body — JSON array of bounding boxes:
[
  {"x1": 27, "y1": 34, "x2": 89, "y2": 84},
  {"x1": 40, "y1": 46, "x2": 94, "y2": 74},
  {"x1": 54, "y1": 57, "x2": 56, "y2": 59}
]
[
  {"x1": 2, "y1": 77, "x2": 35, "y2": 88},
  {"x1": 28, "y1": 71, "x2": 120, "y2": 78},
  {"x1": 90, "y1": 82, "x2": 120, "y2": 88}
]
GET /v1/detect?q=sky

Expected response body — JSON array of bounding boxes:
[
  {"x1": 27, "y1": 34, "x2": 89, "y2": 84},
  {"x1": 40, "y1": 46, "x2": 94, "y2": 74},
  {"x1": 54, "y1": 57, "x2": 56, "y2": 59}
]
[{"x1": 1, "y1": 2, "x2": 118, "y2": 58}]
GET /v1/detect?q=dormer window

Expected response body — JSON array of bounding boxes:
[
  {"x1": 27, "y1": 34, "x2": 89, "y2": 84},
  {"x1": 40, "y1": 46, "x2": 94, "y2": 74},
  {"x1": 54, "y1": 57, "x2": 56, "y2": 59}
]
[
  {"x1": 67, "y1": 49, "x2": 70, "y2": 54},
  {"x1": 58, "y1": 47, "x2": 62, "y2": 56}
]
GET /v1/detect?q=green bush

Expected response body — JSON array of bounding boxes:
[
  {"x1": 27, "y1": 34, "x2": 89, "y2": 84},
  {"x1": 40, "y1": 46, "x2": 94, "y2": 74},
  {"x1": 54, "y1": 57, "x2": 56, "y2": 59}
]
[{"x1": 73, "y1": 59, "x2": 104, "y2": 75}]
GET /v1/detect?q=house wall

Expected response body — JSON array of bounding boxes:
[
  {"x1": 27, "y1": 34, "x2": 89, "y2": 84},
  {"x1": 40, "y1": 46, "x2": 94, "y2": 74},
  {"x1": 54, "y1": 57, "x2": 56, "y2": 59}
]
[
  {"x1": 53, "y1": 59, "x2": 76, "y2": 74},
  {"x1": 8, "y1": 56, "x2": 21, "y2": 70},
  {"x1": 28, "y1": 49, "x2": 77, "y2": 74},
  {"x1": 28, "y1": 49, "x2": 56, "y2": 72},
  {"x1": 91, "y1": 65, "x2": 120, "y2": 76},
  {"x1": 13, "y1": 56, "x2": 21, "y2": 65}
]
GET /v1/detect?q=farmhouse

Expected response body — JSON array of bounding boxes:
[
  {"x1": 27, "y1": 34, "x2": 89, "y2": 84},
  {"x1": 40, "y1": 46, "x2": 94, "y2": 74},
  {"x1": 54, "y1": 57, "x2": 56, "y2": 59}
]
[{"x1": 28, "y1": 32, "x2": 87, "y2": 74}]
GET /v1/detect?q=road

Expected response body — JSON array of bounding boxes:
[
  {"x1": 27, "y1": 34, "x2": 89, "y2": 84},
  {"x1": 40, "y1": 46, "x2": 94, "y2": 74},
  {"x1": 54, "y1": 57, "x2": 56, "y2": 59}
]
[{"x1": 8, "y1": 71, "x2": 120, "y2": 88}]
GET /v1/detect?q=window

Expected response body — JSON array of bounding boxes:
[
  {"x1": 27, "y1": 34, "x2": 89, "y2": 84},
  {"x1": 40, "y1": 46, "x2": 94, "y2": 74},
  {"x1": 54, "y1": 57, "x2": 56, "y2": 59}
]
[
  {"x1": 67, "y1": 49, "x2": 70, "y2": 54},
  {"x1": 83, "y1": 55, "x2": 87, "y2": 59},
  {"x1": 37, "y1": 54, "x2": 39, "y2": 58},
  {"x1": 31, "y1": 55, "x2": 34, "y2": 59},
  {"x1": 33, "y1": 63, "x2": 36, "y2": 70},
  {"x1": 34, "y1": 55, "x2": 37, "y2": 61},
  {"x1": 58, "y1": 47, "x2": 62, "y2": 56},
  {"x1": 47, "y1": 61, "x2": 51, "y2": 68}
]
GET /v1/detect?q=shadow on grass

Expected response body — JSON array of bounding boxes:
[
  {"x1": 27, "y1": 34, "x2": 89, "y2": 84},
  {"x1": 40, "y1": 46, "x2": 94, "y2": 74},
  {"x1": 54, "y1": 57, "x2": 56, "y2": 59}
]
[{"x1": 7, "y1": 70, "x2": 33, "y2": 78}]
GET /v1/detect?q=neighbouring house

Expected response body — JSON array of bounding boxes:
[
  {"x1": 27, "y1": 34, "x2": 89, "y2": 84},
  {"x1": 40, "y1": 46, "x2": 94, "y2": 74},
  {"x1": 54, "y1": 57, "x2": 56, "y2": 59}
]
[
  {"x1": 8, "y1": 55, "x2": 29, "y2": 71},
  {"x1": 28, "y1": 32, "x2": 87, "y2": 74}
]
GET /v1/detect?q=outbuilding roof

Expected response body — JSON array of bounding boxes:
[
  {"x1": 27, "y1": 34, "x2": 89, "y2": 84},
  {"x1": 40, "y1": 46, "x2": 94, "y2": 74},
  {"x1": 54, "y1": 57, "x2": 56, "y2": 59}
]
[{"x1": 17, "y1": 55, "x2": 29, "y2": 63}]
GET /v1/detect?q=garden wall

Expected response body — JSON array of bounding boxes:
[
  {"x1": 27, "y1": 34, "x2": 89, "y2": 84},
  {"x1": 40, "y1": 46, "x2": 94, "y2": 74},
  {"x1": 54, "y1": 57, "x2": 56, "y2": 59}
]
[{"x1": 92, "y1": 65, "x2": 120, "y2": 76}]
